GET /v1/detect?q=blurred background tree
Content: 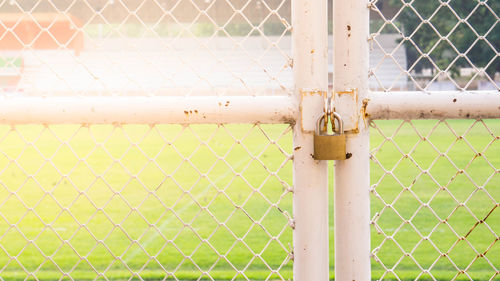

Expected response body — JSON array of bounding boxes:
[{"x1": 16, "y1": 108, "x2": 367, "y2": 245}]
[{"x1": 385, "y1": 0, "x2": 499, "y2": 78}]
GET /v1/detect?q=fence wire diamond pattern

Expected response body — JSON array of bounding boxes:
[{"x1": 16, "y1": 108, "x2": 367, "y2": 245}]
[
  {"x1": 370, "y1": 119, "x2": 499, "y2": 280},
  {"x1": 369, "y1": 1, "x2": 499, "y2": 279},
  {"x1": 0, "y1": 124, "x2": 294, "y2": 280},
  {"x1": 0, "y1": 1, "x2": 295, "y2": 280},
  {"x1": 0, "y1": 0, "x2": 293, "y2": 96},
  {"x1": 368, "y1": 0, "x2": 499, "y2": 91}
]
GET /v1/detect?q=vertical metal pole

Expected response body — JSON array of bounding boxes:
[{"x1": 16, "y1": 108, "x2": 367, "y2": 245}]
[
  {"x1": 333, "y1": 0, "x2": 371, "y2": 280},
  {"x1": 292, "y1": 0, "x2": 329, "y2": 280}
]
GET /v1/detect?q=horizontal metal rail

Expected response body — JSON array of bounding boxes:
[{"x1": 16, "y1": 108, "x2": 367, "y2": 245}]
[
  {"x1": 367, "y1": 91, "x2": 500, "y2": 120},
  {"x1": 1, "y1": 91, "x2": 497, "y2": 125},
  {"x1": 0, "y1": 96, "x2": 296, "y2": 124}
]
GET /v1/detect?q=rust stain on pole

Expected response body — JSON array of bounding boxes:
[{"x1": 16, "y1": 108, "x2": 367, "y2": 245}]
[
  {"x1": 334, "y1": 88, "x2": 360, "y2": 134},
  {"x1": 300, "y1": 89, "x2": 326, "y2": 133}
]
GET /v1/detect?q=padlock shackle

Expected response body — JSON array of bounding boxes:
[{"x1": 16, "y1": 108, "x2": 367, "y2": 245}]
[
  {"x1": 316, "y1": 112, "x2": 344, "y2": 135},
  {"x1": 330, "y1": 112, "x2": 343, "y2": 134}
]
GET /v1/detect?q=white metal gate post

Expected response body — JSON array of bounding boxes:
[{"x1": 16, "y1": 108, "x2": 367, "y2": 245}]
[
  {"x1": 333, "y1": 0, "x2": 371, "y2": 280},
  {"x1": 292, "y1": 0, "x2": 329, "y2": 279}
]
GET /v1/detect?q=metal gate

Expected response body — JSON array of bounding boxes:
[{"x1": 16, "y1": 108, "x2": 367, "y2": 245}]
[{"x1": 0, "y1": 0, "x2": 498, "y2": 280}]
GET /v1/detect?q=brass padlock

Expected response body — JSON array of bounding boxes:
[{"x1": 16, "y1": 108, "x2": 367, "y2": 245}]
[{"x1": 313, "y1": 112, "x2": 347, "y2": 160}]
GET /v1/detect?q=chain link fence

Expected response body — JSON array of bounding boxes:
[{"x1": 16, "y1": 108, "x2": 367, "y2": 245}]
[
  {"x1": 0, "y1": 123, "x2": 294, "y2": 280},
  {"x1": 0, "y1": 0, "x2": 292, "y2": 96},
  {"x1": 369, "y1": 0, "x2": 499, "y2": 92},
  {"x1": 1, "y1": 0, "x2": 499, "y2": 280},
  {"x1": 0, "y1": 0, "x2": 294, "y2": 280},
  {"x1": 370, "y1": 119, "x2": 499, "y2": 280},
  {"x1": 369, "y1": 0, "x2": 499, "y2": 280}
]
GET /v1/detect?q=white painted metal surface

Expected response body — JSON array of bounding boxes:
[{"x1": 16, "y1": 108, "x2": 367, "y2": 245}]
[
  {"x1": 367, "y1": 91, "x2": 500, "y2": 120},
  {"x1": 0, "y1": 96, "x2": 296, "y2": 124},
  {"x1": 333, "y1": 0, "x2": 372, "y2": 280},
  {"x1": 292, "y1": 0, "x2": 329, "y2": 279}
]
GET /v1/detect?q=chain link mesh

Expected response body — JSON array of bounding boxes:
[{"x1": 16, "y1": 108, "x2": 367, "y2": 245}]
[
  {"x1": 370, "y1": 119, "x2": 499, "y2": 280},
  {"x1": 369, "y1": 0, "x2": 499, "y2": 280},
  {"x1": 0, "y1": 0, "x2": 292, "y2": 96},
  {"x1": 369, "y1": 0, "x2": 499, "y2": 91},
  {"x1": 0, "y1": 1, "x2": 294, "y2": 280},
  {"x1": 3, "y1": 0, "x2": 499, "y2": 280},
  {"x1": 0, "y1": 123, "x2": 294, "y2": 280}
]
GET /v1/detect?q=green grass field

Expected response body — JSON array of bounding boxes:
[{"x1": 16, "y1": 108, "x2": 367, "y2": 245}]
[
  {"x1": 0, "y1": 120, "x2": 497, "y2": 280},
  {"x1": 0, "y1": 124, "x2": 294, "y2": 281},
  {"x1": 367, "y1": 120, "x2": 499, "y2": 281}
]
